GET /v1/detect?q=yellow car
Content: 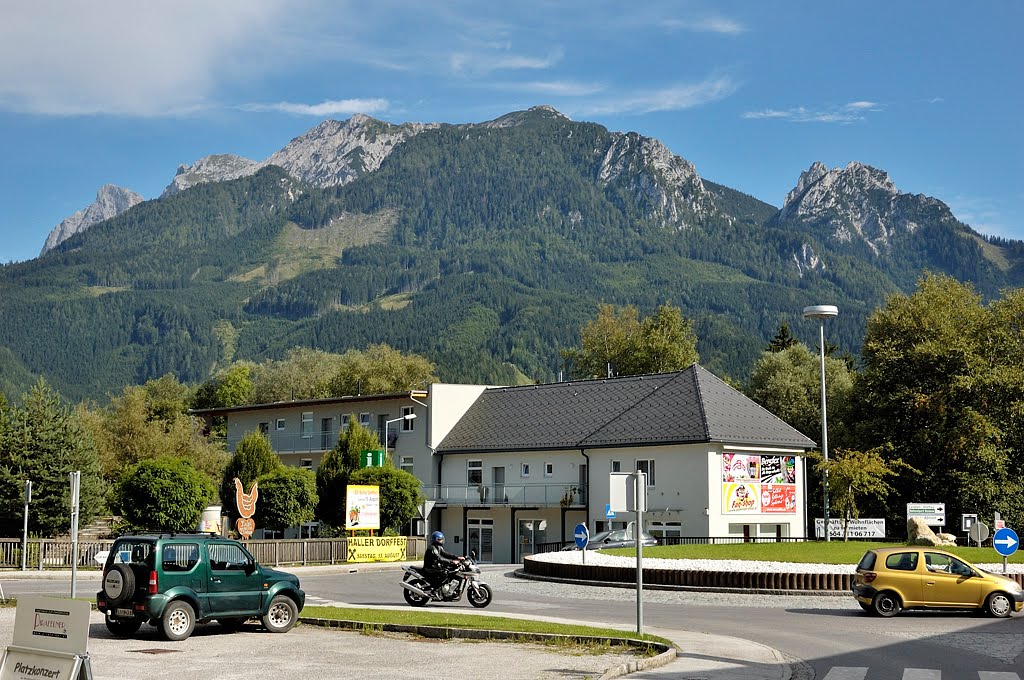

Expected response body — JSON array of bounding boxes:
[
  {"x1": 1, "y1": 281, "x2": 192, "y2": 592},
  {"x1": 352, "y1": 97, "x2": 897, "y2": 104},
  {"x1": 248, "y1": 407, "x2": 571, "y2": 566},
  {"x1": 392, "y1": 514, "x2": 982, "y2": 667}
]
[{"x1": 852, "y1": 546, "x2": 1023, "y2": 617}]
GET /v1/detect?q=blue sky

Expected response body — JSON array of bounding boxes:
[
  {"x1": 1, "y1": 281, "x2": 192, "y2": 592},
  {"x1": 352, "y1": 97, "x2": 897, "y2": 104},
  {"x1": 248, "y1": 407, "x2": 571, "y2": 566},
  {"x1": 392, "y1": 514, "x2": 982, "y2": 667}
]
[{"x1": 1, "y1": 1, "x2": 1021, "y2": 263}]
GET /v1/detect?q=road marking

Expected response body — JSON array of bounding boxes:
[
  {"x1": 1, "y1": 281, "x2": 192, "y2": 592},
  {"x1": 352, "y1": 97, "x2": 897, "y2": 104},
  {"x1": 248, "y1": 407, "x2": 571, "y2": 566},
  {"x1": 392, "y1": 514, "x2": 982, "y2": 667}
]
[
  {"x1": 902, "y1": 670, "x2": 940, "y2": 680},
  {"x1": 822, "y1": 668, "x2": 867, "y2": 680},
  {"x1": 978, "y1": 673, "x2": 1021, "y2": 680}
]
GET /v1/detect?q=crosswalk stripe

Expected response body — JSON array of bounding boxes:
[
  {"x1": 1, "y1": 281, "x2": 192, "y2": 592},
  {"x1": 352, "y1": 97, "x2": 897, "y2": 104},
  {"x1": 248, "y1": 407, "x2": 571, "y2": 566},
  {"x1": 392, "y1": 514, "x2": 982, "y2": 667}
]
[
  {"x1": 978, "y1": 673, "x2": 1022, "y2": 680},
  {"x1": 902, "y1": 670, "x2": 940, "y2": 680},
  {"x1": 822, "y1": 669, "x2": 868, "y2": 680}
]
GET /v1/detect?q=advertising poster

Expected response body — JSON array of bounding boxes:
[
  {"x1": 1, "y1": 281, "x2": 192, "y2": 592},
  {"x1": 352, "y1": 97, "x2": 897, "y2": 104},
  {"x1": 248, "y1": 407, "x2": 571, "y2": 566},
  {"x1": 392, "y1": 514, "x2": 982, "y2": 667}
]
[
  {"x1": 722, "y1": 453, "x2": 758, "y2": 482},
  {"x1": 345, "y1": 485, "x2": 380, "y2": 530},
  {"x1": 760, "y1": 485, "x2": 797, "y2": 513},
  {"x1": 722, "y1": 483, "x2": 760, "y2": 513},
  {"x1": 722, "y1": 453, "x2": 798, "y2": 514},
  {"x1": 346, "y1": 536, "x2": 408, "y2": 563}
]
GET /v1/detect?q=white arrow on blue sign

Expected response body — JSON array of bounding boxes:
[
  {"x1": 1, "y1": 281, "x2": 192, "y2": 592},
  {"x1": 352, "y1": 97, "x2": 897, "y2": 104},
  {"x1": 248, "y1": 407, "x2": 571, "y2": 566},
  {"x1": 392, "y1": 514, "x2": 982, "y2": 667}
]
[
  {"x1": 993, "y1": 527, "x2": 1019, "y2": 557},
  {"x1": 574, "y1": 523, "x2": 589, "y2": 549}
]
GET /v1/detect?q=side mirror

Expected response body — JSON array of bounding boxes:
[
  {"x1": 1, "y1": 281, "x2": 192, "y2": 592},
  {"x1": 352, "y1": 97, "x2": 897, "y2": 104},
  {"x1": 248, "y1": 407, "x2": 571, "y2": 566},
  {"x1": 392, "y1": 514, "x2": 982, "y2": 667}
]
[{"x1": 245, "y1": 561, "x2": 257, "y2": 575}]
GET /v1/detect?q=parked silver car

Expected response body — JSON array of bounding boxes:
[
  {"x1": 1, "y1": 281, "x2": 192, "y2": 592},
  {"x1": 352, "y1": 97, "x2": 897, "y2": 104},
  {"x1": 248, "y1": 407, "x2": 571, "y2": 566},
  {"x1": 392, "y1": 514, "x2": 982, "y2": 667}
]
[{"x1": 561, "y1": 529, "x2": 658, "y2": 551}]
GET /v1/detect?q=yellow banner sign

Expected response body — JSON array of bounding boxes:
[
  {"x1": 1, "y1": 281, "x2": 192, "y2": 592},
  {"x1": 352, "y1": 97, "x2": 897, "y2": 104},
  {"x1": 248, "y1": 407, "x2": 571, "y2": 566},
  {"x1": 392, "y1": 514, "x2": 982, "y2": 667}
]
[{"x1": 346, "y1": 536, "x2": 408, "y2": 563}]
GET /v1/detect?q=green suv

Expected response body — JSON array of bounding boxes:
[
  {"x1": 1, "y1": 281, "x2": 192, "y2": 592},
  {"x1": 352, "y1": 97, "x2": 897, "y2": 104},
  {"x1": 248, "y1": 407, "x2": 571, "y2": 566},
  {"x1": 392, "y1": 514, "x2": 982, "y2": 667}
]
[{"x1": 96, "y1": 533, "x2": 305, "y2": 641}]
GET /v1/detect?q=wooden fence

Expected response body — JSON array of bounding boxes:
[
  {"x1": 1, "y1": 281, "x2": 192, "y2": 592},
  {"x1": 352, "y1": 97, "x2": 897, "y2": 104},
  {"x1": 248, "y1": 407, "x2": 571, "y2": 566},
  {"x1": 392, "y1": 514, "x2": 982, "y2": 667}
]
[{"x1": 0, "y1": 537, "x2": 425, "y2": 570}]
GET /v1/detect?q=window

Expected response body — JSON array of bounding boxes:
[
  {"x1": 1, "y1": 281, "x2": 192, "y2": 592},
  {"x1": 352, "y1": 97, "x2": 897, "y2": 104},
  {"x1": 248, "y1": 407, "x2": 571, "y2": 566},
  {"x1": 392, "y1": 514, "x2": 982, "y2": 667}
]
[
  {"x1": 359, "y1": 412, "x2": 371, "y2": 427},
  {"x1": 208, "y1": 543, "x2": 253, "y2": 572},
  {"x1": 886, "y1": 552, "x2": 919, "y2": 572},
  {"x1": 401, "y1": 406, "x2": 415, "y2": 431},
  {"x1": 161, "y1": 543, "x2": 199, "y2": 572},
  {"x1": 301, "y1": 412, "x2": 313, "y2": 438},
  {"x1": 400, "y1": 456, "x2": 414, "y2": 474},
  {"x1": 635, "y1": 459, "x2": 655, "y2": 486},
  {"x1": 258, "y1": 422, "x2": 269, "y2": 435},
  {"x1": 521, "y1": 463, "x2": 530, "y2": 478},
  {"x1": 468, "y1": 460, "x2": 483, "y2": 485},
  {"x1": 300, "y1": 459, "x2": 313, "y2": 469},
  {"x1": 275, "y1": 418, "x2": 286, "y2": 431},
  {"x1": 611, "y1": 460, "x2": 621, "y2": 473},
  {"x1": 341, "y1": 413, "x2": 351, "y2": 428},
  {"x1": 648, "y1": 521, "x2": 681, "y2": 538},
  {"x1": 544, "y1": 462, "x2": 554, "y2": 477}
]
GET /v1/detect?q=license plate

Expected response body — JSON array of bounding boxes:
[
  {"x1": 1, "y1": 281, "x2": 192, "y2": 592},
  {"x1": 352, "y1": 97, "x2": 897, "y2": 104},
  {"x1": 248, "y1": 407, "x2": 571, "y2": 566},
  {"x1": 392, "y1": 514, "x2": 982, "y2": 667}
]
[{"x1": 115, "y1": 608, "x2": 134, "y2": 618}]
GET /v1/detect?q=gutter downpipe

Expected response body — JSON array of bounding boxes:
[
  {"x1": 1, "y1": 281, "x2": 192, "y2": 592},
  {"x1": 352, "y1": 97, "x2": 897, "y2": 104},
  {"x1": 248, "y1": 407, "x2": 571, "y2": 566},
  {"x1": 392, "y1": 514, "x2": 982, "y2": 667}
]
[{"x1": 580, "y1": 449, "x2": 590, "y2": 530}]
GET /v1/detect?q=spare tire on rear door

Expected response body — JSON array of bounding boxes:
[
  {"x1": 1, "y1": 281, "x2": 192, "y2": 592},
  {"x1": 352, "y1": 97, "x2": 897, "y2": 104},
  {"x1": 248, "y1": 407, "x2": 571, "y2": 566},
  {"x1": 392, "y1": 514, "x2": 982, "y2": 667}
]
[{"x1": 103, "y1": 563, "x2": 136, "y2": 607}]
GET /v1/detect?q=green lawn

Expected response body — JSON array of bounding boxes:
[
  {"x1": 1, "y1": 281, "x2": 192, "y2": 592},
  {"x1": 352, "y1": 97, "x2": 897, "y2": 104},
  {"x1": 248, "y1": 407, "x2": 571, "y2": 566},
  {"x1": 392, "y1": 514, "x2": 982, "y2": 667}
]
[
  {"x1": 604, "y1": 541, "x2": 1024, "y2": 565},
  {"x1": 301, "y1": 605, "x2": 672, "y2": 648}
]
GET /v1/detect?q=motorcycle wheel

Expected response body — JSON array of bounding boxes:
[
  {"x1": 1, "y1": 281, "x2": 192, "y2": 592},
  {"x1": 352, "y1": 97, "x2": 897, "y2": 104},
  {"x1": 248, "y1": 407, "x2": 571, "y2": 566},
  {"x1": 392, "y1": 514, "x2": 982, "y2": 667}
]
[
  {"x1": 467, "y1": 583, "x2": 492, "y2": 608},
  {"x1": 403, "y1": 578, "x2": 430, "y2": 607}
]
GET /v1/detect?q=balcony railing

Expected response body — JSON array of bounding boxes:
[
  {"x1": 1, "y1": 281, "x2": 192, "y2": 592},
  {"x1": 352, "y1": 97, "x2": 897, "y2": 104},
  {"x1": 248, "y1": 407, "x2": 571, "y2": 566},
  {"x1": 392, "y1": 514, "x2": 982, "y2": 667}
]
[
  {"x1": 422, "y1": 483, "x2": 587, "y2": 507},
  {"x1": 225, "y1": 429, "x2": 393, "y2": 454}
]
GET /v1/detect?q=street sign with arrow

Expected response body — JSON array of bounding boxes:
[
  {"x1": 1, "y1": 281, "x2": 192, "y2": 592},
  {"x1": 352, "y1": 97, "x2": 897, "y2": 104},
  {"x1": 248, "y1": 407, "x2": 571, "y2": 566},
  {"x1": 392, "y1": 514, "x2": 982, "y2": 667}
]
[{"x1": 993, "y1": 527, "x2": 1019, "y2": 557}]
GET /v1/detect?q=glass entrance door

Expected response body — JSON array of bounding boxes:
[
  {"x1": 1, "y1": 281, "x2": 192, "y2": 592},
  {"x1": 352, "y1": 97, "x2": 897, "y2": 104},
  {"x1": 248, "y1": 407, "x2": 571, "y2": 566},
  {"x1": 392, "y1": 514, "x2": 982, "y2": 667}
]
[
  {"x1": 467, "y1": 518, "x2": 493, "y2": 563},
  {"x1": 492, "y1": 466, "x2": 505, "y2": 504},
  {"x1": 517, "y1": 519, "x2": 548, "y2": 562}
]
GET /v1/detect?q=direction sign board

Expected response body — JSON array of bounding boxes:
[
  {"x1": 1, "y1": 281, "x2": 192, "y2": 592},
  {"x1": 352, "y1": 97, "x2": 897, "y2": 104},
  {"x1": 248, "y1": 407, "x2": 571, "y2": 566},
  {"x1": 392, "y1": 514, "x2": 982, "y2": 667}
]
[
  {"x1": 907, "y1": 502, "x2": 945, "y2": 526},
  {"x1": 969, "y1": 521, "x2": 990, "y2": 545},
  {"x1": 993, "y1": 527, "x2": 1019, "y2": 557},
  {"x1": 573, "y1": 523, "x2": 589, "y2": 550}
]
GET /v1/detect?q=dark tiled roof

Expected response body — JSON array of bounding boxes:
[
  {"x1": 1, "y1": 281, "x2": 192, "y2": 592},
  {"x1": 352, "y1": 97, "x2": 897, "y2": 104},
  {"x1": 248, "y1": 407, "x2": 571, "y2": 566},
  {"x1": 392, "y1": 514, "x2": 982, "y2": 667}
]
[{"x1": 437, "y1": 364, "x2": 815, "y2": 453}]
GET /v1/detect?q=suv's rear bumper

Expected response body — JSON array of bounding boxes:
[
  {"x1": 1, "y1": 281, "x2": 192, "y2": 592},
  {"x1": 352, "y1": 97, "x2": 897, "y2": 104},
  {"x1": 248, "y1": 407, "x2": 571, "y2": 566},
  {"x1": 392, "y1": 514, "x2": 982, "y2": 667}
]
[{"x1": 97, "y1": 591, "x2": 171, "y2": 621}]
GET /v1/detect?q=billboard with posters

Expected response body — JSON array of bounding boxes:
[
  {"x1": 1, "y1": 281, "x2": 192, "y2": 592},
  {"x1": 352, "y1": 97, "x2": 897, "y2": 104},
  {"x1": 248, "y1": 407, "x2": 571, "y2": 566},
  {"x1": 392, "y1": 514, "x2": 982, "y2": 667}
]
[
  {"x1": 722, "y1": 453, "x2": 797, "y2": 514},
  {"x1": 345, "y1": 485, "x2": 380, "y2": 530}
]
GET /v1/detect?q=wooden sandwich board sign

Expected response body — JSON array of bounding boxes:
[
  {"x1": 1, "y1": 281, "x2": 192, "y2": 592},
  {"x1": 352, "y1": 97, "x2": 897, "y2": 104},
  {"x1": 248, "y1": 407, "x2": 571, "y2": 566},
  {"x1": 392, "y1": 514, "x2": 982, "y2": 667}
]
[{"x1": 0, "y1": 595, "x2": 93, "y2": 680}]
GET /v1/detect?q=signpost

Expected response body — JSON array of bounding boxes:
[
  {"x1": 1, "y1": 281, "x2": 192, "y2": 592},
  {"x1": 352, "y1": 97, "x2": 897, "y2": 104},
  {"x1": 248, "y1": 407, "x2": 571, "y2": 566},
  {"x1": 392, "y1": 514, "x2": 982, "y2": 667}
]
[
  {"x1": 906, "y1": 502, "x2": 945, "y2": 528},
  {"x1": 573, "y1": 523, "x2": 589, "y2": 565},
  {"x1": 969, "y1": 521, "x2": 990, "y2": 548},
  {"x1": 610, "y1": 471, "x2": 647, "y2": 635},
  {"x1": 993, "y1": 527, "x2": 1019, "y2": 575},
  {"x1": 21, "y1": 481, "x2": 30, "y2": 572}
]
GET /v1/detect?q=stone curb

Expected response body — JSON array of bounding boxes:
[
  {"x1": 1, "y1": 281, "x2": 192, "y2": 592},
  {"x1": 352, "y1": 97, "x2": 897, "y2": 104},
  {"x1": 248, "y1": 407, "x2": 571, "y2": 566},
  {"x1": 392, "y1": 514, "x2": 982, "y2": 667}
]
[
  {"x1": 299, "y1": 616, "x2": 676, "y2": 679},
  {"x1": 514, "y1": 567, "x2": 848, "y2": 596}
]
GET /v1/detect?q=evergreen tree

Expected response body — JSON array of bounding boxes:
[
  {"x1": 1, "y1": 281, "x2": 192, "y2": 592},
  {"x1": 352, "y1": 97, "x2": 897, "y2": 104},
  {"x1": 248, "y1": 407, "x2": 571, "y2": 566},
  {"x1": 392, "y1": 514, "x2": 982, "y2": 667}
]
[{"x1": 767, "y1": 321, "x2": 798, "y2": 352}]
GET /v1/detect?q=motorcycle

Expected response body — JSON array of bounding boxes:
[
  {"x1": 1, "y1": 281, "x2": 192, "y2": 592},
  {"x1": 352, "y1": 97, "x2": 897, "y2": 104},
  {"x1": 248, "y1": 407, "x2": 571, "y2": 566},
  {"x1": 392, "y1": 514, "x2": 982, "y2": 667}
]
[{"x1": 401, "y1": 552, "x2": 493, "y2": 608}]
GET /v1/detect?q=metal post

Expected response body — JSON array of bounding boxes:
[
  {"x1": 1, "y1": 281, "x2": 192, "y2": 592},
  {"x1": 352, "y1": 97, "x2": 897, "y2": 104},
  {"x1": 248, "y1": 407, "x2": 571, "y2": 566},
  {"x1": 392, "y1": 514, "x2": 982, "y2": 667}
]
[
  {"x1": 817, "y1": 320, "x2": 830, "y2": 542},
  {"x1": 22, "y1": 480, "x2": 31, "y2": 571},
  {"x1": 635, "y1": 471, "x2": 644, "y2": 636},
  {"x1": 70, "y1": 471, "x2": 81, "y2": 598}
]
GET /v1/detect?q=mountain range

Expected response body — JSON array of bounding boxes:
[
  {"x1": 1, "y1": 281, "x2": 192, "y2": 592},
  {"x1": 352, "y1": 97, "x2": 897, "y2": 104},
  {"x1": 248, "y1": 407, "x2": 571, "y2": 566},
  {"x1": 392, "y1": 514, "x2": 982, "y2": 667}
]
[{"x1": 7, "y1": 106, "x2": 1023, "y2": 402}]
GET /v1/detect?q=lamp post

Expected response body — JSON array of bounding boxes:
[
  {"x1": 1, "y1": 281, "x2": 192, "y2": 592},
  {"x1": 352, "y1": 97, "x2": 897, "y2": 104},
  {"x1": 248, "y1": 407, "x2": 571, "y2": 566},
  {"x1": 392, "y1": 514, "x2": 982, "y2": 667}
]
[
  {"x1": 802, "y1": 305, "x2": 838, "y2": 542},
  {"x1": 384, "y1": 413, "x2": 417, "y2": 453}
]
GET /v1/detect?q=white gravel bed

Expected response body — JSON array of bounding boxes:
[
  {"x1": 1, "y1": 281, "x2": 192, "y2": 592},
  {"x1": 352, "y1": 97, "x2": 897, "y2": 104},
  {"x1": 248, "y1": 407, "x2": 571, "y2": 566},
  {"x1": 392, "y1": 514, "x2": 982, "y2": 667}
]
[{"x1": 532, "y1": 550, "x2": 1024, "y2": 574}]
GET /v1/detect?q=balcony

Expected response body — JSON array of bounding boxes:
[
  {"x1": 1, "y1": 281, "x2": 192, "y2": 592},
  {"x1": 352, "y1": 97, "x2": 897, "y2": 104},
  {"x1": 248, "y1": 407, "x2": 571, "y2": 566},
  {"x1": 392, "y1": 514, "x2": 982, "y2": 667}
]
[
  {"x1": 226, "y1": 429, "x2": 393, "y2": 454},
  {"x1": 422, "y1": 483, "x2": 587, "y2": 507}
]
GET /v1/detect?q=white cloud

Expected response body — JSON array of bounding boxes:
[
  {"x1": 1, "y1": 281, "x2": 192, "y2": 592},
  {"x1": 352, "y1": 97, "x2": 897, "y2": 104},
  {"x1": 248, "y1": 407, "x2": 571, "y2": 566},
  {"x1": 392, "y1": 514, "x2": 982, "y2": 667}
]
[
  {"x1": 660, "y1": 15, "x2": 747, "y2": 35},
  {"x1": 490, "y1": 80, "x2": 605, "y2": 97},
  {"x1": 0, "y1": 0, "x2": 299, "y2": 116},
  {"x1": 743, "y1": 101, "x2": 882, "y2": 123},
  {"x1": 450, "y1": 48, "x2": 563, "y2": 76},
  {"x1": 241, "y1": 98, "x2": 391, "y2": 116},
  {"x1": 577, "y1": 76, "x2": 738, "y2": 116}
]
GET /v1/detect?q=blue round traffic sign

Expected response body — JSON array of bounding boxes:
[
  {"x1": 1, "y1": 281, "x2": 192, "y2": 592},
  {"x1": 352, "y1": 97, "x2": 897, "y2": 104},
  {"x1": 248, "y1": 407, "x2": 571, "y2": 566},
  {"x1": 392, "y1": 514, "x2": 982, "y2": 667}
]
[
  {"x1": 573, "y1": 523, "x2": 589, "y2": 549},
  {"x1": 993, "y1": 527, "x2": 1019, "y2": 557}
]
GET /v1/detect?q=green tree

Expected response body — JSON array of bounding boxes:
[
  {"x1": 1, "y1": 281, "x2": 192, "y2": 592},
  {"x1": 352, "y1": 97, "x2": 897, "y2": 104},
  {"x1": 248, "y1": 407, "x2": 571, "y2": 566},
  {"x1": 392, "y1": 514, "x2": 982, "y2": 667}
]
[
  {"x1": 813, "y1": 445, "x2": 917, "y2": 540},
  {"x1": 0, "y1": 380, "x2": 105, "y2": 537},
  {"x1": 767, "y1": 321, "x2": 798, "y2": 352},
  {"x1": 350, "y1": 465, "x2": 422, "y2": 535},
  {"x1": 563, "y1": 303, "x2": 699, "y2": 379},
  {"x1": 327, "y1": 344, "x2": 439, "y2": 396},
  {"x1": 116, "y1": 457, "x2": 215, "y2": 532},
  {"x1": 250, "y1": 347, "x2": 347, "y2": 403},
  {"x1": 315, "y1": 420, "x2": 379, "y2": 528},
  {"x1": 850, "y1": 274, "x2": 1024, "y2": 530},
  {"x1": 254, "y1": 467, "x2": 318, "y2": 531},
  {"x1": 220, "y1": 432, "x2": 283, "y2": 522}
]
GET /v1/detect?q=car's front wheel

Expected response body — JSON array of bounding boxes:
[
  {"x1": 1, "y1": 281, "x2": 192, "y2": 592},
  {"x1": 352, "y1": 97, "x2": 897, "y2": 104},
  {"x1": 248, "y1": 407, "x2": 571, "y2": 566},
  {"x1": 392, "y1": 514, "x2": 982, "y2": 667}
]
[
  {"x1": 872, "y1": 590, "x2": 902, "y2": 617},
  {"x1": 104, "y1": 614, "x2": 142, "y2": 637},
  {"x1": 985, "y1": 591, "x2": 1013, "y2": 618},
  {"x1": 161, "y1": 601, "x2": 196, "y2": 641},
  {"x1": 262, "y1": 595, "x2": 298, "y2": 633}
]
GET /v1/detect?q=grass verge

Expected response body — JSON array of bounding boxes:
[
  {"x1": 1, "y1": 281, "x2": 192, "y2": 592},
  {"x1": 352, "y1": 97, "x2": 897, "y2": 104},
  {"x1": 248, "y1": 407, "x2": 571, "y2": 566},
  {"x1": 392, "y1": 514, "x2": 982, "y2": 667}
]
[{"x1": 604, "y1": 541, "x2": 1024, "y2": 565}]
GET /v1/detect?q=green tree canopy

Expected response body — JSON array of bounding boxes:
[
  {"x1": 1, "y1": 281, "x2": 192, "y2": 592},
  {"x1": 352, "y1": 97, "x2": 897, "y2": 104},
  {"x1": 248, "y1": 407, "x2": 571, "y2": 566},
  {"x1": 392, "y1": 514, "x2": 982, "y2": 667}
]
[
  {"x1": 315, "y1": 420, "x2": 380, "y2": 528},
  {"x1": 349, "y1": 465, "x2": 422, "y2": 535},
  {"x1": 0, "y1": 380, "x2": 105, "y2": 537},
  {"x1": 115, "y1": 457, "x2": 215, "y2": 532},
  {"x1": 220, "y1": 432, "x2": 283, "y2": 522},
  {"x1": 563, "y1": 303, "x2": 699, "y2": 379},
  {"x1": 850, "y1": 274, "x2": 1024, "y2": 530},
  {"x1": 327, "y1": 343, "x2": 439, "y2": 396},
  {"x1": 767, "y1": 321, "x2": 798, "y2": 353},
  {"x1": 250, "y1": 347, "x2": 347, "y2": 403},
  {"x1": 254, "y1": 467, "x2": 318, "y2": 531}
]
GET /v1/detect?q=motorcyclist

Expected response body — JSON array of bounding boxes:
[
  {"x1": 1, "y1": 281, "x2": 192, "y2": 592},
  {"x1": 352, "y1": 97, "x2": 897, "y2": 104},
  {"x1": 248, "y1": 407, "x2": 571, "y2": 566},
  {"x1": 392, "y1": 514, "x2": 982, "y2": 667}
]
[{"x1": 423, "y1": 531, "x2": 463, "y2": 590}]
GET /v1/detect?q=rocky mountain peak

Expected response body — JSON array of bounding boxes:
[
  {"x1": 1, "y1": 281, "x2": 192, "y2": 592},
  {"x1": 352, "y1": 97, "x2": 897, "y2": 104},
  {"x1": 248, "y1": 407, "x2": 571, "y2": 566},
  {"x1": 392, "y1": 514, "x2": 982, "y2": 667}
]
[
  {"x1": 41, "y1": 184, "x2": 143, "y2": 255},
  {"x1": 161, "y1": 154, "x2": 257, "y2": 197}
]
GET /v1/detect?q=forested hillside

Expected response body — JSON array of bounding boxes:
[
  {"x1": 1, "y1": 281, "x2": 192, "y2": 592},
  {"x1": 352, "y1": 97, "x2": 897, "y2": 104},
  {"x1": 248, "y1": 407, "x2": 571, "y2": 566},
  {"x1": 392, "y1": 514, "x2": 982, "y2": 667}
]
[{"x1": 1, "y1": 108, "x2": 1020, "y2": 401}]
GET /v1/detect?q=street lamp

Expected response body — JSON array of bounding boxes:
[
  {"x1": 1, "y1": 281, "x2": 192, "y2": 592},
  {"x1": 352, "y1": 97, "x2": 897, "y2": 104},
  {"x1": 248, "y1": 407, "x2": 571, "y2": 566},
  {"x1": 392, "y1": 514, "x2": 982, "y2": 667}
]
[
  {"x1": 384, "y1": 413, "x2": 417, "y2": 451},
  {"x1": 803, "y1": 305, "x2": 838, "y2": 542}
]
